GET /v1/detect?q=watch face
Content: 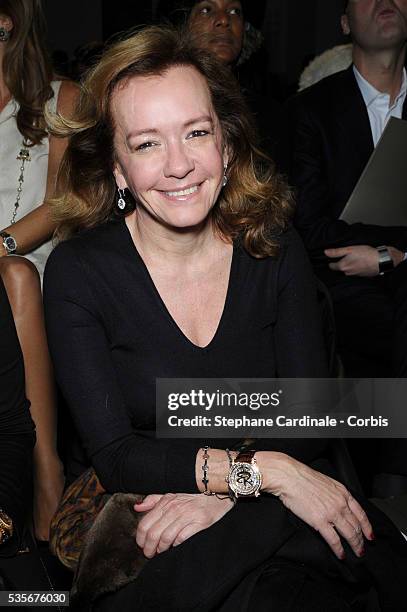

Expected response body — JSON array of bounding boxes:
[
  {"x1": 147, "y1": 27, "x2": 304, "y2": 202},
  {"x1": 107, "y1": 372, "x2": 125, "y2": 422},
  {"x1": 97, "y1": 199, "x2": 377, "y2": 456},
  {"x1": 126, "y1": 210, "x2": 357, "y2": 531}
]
[
  {"x1": 4, "y1": 236, "x2": 17, "y2": 252},
  {"x1": 229, "y1": 462, "x2": 262, "y2": 496}
]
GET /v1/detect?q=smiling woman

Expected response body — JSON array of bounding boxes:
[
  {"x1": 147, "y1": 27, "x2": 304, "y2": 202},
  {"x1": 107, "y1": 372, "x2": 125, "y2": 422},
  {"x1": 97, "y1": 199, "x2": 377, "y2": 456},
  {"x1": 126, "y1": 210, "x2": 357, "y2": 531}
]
[
  {"x1": 43, "y1": 25, "x2": 407, "y2": 612},
  {"x1": 112, "y1": 66, "x2": 227, "y2": 232}
]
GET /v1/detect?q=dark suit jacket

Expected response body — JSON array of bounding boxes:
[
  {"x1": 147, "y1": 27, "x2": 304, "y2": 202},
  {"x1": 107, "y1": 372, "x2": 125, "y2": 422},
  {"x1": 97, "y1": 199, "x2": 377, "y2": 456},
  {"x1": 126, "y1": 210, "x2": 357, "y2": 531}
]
[{"x1": 287, "y1": 66, "x2": 407, "y2": 282}]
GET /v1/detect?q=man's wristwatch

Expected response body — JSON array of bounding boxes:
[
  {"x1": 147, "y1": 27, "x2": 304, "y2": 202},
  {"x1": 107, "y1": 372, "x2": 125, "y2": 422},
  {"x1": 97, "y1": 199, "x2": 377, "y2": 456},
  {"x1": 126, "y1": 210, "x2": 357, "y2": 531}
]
[
  {"x1": 0, "y1": 231, "x2": 18, "y2": 255},
  {"x1": 0, "y1": 509, "x2": 13, "y2": 545},
  {"x1": 377, "y1": 245, "x2": 394, "y2": 275},
  {"x1": 226, "y1": 450, "x2": 262, "y2": 498}
]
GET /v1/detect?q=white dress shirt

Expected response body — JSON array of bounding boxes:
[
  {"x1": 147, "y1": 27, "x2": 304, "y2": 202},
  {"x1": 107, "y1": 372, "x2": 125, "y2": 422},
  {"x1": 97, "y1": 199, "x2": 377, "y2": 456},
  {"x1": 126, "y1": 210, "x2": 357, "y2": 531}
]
[
  {"x1": 353, "y1": 65, "x2": 407, "y2": 147},
  {"x1": 354, "y1": 66, "x2": 407, "y2": 260}
]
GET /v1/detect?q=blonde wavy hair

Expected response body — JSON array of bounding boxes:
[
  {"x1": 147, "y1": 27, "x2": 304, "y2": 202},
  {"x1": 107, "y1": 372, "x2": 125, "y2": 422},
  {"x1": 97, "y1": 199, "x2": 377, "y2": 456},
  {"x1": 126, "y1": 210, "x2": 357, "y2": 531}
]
[{"x1": 49, "y1": 25, "x2": 293, "y2": 258}]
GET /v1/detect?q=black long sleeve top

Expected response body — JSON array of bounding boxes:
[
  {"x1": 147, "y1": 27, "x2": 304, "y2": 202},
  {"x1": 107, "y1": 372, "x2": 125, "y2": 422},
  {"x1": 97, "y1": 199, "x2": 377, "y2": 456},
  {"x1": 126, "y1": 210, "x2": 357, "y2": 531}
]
[{"x1": 43, "y1": 219, "x2": 329, "y2": 494}]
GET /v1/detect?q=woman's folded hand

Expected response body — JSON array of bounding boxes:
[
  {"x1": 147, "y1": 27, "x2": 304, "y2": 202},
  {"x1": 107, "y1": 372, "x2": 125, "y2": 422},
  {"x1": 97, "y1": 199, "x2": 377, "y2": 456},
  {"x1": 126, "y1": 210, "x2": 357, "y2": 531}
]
[
  {"x1": 258, "y1": 452, "x2": 374, "y2": 559},
  {"x1": 134, "y1": 493, "x2": 234, "y2": 559}
]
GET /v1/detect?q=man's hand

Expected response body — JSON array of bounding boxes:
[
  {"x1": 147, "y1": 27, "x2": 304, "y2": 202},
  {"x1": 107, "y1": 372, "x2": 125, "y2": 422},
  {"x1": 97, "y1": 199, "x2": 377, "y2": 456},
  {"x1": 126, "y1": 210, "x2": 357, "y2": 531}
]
[
  {"x1": 325, "y1": 245, "x2": 405, "y2": 276},
  {"x1": 325, "y1": 245, "x2": 401, "y2": 277},
  {"x1": 134, "y1": 493, "x2": 234, "y2": 559}
]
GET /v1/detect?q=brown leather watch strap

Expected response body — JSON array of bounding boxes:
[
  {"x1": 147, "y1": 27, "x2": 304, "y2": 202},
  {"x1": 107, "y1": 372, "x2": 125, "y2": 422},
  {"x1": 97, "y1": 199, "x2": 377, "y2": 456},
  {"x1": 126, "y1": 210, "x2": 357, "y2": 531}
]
[{"x1": 235, "y1": 450, "x2": 256, "y2": 464}]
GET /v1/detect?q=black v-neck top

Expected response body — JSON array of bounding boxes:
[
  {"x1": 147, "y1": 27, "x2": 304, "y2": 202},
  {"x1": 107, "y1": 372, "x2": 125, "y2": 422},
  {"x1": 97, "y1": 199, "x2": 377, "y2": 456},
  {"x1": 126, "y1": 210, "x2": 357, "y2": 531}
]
[{"x1": 43, "y1": 219, "x2": 329, "y2": 494}]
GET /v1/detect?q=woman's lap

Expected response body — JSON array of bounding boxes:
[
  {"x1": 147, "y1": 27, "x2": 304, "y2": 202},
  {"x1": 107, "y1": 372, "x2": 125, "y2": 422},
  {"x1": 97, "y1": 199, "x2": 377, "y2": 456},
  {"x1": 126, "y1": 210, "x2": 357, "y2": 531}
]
[{"x1": 90, "y1": 495, "x2": 401, "y2": 612}]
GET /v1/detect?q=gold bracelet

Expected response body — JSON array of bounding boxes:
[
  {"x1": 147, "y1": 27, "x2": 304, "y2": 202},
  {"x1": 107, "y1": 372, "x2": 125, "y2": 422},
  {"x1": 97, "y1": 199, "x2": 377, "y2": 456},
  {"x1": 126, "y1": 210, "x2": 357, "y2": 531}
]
[{"x1": 0, "y1": 509, "x2": 13, "y2": 544}]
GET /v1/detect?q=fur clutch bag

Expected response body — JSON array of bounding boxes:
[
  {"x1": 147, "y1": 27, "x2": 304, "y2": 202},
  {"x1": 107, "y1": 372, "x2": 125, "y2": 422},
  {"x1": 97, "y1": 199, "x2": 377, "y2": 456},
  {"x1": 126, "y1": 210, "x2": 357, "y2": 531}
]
[
  {"x1": 50, "y1": 468, "x2": 147, "y2": 609},
  {"x1": 70, "y1": 493, "x2": 147, "y2": 609}
]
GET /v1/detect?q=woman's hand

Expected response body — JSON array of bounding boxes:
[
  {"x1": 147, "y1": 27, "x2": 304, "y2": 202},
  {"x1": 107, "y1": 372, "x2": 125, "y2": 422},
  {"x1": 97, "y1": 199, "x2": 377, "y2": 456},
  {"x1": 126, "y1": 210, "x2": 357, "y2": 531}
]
[
  {"x1": 33, "y1": 458, "x2": 65, "y2": 541},
  {"x1": 259, "y1": 453, "x2": 374, "y2": 559},
  {"x1": 134, "y1": 493, "x2": 234, "y2": 559}
]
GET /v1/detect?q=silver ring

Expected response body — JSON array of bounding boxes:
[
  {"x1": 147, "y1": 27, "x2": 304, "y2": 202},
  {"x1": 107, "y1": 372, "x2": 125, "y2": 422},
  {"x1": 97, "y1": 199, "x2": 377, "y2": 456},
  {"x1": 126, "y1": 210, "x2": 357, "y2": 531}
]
[{"x1": 355, "y1": 525, "x2": 362, "y2": 535}]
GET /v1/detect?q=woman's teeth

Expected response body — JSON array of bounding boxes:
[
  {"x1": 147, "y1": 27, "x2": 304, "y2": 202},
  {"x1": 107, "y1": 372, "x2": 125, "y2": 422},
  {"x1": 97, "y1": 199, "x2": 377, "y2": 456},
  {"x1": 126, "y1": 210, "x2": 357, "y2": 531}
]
[{"x1": 165, "y1": 185, "x2": 199, "y2": 197}]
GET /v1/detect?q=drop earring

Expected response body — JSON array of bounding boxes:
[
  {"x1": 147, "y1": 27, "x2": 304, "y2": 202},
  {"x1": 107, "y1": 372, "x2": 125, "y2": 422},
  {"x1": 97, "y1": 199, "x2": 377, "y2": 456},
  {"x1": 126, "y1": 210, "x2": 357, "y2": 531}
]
[
  {"x1": 117, "y1": 188, "x2": 126, "y2": 210},
  {"x1": 0, "y1": 27, "x2": 11, "y2": 42},
  {"x1": 222, "y1": 165, "x2": 228, "y2": 188}
]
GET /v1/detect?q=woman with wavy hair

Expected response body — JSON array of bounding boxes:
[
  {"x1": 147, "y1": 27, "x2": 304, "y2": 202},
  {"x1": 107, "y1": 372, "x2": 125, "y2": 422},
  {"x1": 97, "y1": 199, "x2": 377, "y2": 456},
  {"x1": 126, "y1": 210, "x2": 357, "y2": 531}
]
[
  {"x1": 0, "y1": 0, "x2": 77, "y2": 541},
  {"x1": 44, "y1": 26, "x2": 407, "y2": 611}
]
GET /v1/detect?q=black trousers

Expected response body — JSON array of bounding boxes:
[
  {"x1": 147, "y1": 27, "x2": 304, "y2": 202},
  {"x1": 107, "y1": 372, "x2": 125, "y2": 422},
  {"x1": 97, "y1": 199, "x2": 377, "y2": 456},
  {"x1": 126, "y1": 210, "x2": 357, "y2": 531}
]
[
  {"x1": 329, "y1": 260, "x2": 407, "y2": 377},
  {"x1": 323, "y1": 261, "x2": 407, "y2": 491}
]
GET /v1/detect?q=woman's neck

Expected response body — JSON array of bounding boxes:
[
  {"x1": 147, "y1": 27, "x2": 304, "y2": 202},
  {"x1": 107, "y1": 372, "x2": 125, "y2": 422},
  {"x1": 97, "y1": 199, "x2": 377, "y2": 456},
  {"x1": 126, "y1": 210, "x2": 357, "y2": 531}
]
[{"x1": 125, "y1": 211, "x2": 227, "y2": 272}]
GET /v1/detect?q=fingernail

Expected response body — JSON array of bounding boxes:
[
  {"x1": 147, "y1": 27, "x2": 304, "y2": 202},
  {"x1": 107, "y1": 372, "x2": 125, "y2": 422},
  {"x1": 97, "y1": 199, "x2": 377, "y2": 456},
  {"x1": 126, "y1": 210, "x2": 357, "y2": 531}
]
[
  {"x1": 369, "y1": 532, "x2": 376, "y2": 541},
  {"x1": 359, "y1": 547, "x2": 365, "y2": 557},
  {"x1": 339, "y1": 551, "x2": 346, "y2": 560}
]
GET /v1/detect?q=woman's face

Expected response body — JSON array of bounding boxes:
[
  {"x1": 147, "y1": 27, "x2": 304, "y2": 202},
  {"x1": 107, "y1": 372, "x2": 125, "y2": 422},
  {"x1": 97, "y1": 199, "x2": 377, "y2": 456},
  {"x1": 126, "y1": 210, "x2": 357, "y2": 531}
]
[
  {"x1": 188, "y1": 0, "x2": 244, "y2": 65},
  {"x1": 112, "y1": 65, "x2": 228, "y2": 232}
]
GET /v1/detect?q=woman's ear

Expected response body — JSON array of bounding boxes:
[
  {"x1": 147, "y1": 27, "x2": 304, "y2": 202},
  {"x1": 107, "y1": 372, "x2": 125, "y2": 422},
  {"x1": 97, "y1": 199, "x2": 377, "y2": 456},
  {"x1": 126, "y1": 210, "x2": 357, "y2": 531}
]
[
  {"x1": 113, "y1": 165, "x2": 128, "y2": 191},
  {"x1": 0, "y1": 14, "x2": 13, "y2": 32}
]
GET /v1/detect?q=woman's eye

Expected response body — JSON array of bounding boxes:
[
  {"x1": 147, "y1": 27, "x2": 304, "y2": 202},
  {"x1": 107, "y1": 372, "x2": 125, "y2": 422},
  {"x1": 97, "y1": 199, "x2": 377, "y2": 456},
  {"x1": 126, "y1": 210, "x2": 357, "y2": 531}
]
[
  {"x1": 229, "y1": 8, "x2": 242, "y2": 16},
  {"x1": 198, "y1": 6, "x2": 211, "y2": 15},
  {"x1": 188, "y1": 130, "x2": 209, "y2": 139},
  {"x1": 136, "y1": 141, "x2": 156, "y2": 151}
]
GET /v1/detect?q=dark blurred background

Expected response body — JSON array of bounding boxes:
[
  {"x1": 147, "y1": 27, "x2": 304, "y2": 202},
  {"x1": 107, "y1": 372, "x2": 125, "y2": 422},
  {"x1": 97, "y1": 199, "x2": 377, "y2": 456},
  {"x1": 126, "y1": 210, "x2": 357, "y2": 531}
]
[{"x1": 43, "y1": 0, "x2": 348, "y2": 96}]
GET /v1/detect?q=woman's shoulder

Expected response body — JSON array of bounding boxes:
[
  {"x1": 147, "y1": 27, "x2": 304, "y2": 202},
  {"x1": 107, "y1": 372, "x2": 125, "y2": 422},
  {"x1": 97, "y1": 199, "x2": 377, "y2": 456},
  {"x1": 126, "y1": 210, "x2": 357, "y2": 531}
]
[
  {"x1": 278, "y1": 225, "x2": 307, "y2": 256},
  {"x1": 48, "y1": 79, "x2": 79, "y2": 115},
  {"x1": 48, "y1": 220, "x2": 124, "y2": 267},
  {"x1": 44, "y1": 220, "x2": 126, "y2": 297},
  {"x1": 238, "y1": 225, "x2": 305, "y2": 262}
]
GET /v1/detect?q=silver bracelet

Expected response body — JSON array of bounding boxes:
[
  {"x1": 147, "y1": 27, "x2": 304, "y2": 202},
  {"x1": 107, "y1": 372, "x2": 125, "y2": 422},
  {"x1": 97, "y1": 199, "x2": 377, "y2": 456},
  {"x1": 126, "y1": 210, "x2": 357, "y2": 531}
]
[{"x1": 201, "y1": 446, "x2": 214, "y2": 496}]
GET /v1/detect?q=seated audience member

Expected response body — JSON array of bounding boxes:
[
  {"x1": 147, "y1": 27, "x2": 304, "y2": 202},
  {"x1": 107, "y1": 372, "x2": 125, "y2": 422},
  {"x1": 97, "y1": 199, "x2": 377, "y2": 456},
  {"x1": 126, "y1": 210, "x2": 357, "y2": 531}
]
[
  {"x1": 43, "y1": 25, "x2": 407, "y2": 611},
  {"x1": 159, "y1": 0, "x2": 287, "y2": 166},
  {"x1": 0, "y1": 0, "x2": 78, "y2": 539},
  {"x1": 287, "y1": 0, "x2": 407, "y2": 497}
]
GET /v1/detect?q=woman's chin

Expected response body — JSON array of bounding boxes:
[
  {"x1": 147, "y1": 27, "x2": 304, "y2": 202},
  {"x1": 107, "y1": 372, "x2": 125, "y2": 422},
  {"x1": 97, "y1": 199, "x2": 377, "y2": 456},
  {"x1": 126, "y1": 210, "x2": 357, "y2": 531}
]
[{"x1": 155, "y1": 209, "x2": 213, "y2": 233}]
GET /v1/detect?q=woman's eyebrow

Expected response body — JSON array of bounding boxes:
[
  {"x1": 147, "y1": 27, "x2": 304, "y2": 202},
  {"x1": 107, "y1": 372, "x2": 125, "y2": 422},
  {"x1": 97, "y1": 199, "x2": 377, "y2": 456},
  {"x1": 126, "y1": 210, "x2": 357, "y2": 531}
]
[
  {"x1": 126, "y1": 128, "x2": 159, "y2": 142},
  {"x1": 184, "y1": 115, "x2": 213, "y2": 128},
  {"x1": 126, "y1": 116, "x2": 214, "y2": 141}
]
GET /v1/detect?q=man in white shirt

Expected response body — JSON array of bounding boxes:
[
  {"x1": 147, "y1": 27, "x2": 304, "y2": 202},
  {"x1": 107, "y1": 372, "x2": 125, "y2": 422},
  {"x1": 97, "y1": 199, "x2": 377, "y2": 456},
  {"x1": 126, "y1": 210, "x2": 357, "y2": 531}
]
[{"x1": 288, "y1": 0, "x2": 407, "y2": 497}]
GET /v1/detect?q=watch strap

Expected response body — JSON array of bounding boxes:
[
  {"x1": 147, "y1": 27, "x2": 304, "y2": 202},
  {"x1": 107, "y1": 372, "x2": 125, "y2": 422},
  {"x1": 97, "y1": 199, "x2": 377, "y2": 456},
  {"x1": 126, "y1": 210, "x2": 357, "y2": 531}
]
[
  {"x1": 235, "y1": 450, "x2": 257, "y2": 464},
  {"x1": 377, "y1": 245, "x2": 394, "y2": 275}
]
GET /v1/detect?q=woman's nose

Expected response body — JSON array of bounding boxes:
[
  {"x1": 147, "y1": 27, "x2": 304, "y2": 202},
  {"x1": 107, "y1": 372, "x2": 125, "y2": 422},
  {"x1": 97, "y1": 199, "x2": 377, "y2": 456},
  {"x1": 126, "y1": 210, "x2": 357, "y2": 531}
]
[{"x1": 163, "y1": 142, "x2": 195, "y2": 179}]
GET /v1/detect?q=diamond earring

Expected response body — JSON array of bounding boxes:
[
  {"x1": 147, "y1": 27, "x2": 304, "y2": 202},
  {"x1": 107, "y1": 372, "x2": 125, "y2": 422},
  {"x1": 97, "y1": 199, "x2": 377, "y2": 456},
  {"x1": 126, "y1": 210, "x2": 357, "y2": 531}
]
[
  {"x1": 222, "y1": 165, "x2": 228, "y2": 188},
  {"x1": 117, "y1": 188, "x2": 126, "y2": 210}
]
